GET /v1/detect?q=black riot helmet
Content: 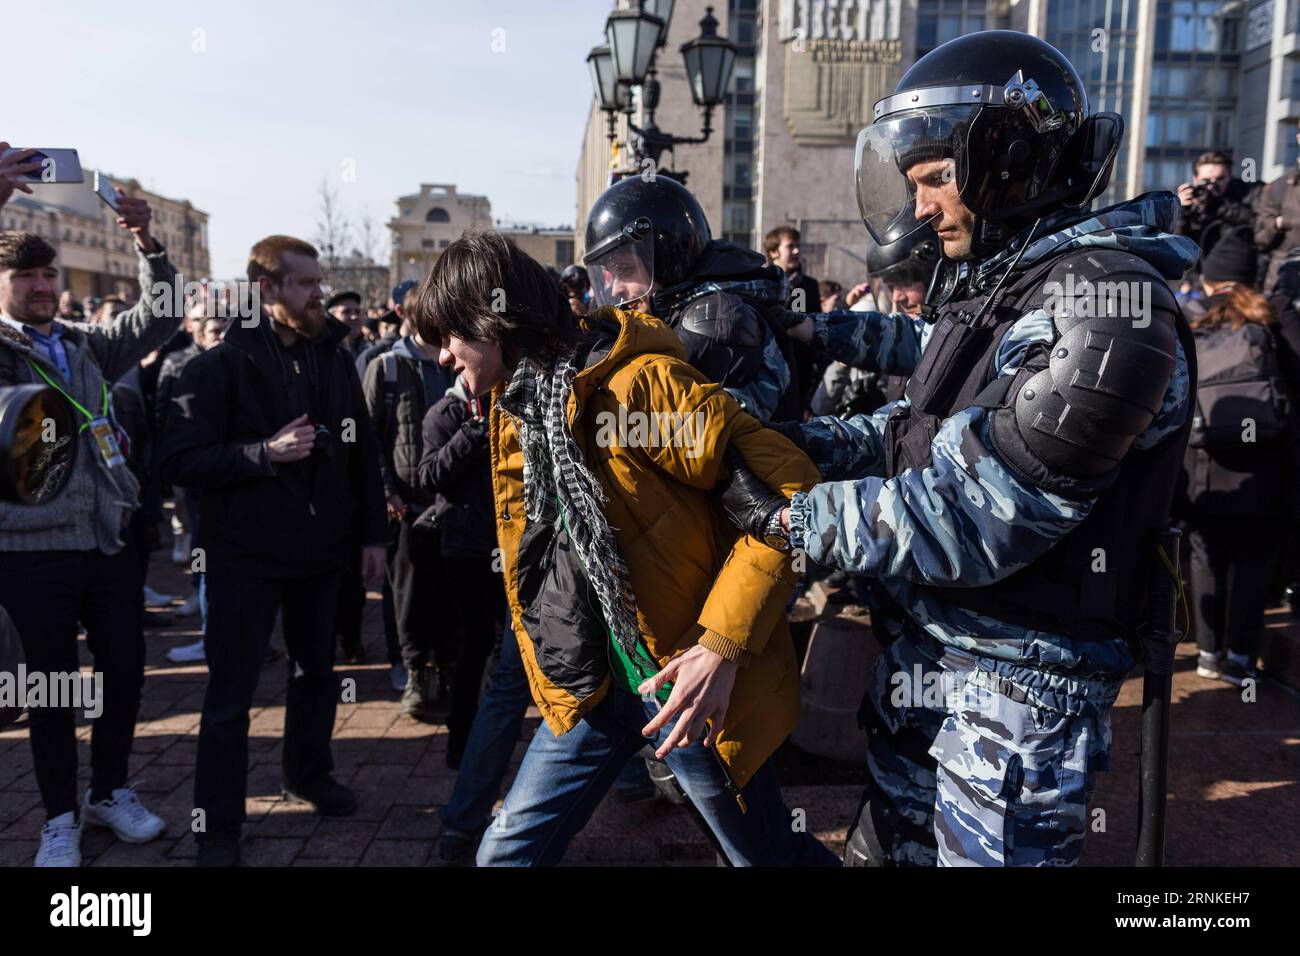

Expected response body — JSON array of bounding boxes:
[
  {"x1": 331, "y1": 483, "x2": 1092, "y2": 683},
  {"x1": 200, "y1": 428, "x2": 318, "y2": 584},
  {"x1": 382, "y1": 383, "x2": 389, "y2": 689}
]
[
  {"x1": 855, "y1": 31, "x2": 1122, "y2": 258},
  {"x1": 583, "y1": 175, "x2": 712, "y2": 308}
]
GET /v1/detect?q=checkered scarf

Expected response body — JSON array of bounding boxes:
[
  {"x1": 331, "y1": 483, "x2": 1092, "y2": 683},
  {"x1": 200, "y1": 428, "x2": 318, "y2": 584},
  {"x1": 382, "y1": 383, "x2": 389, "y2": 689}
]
[{"x1": 497, "y1": 352, "x2": 642, "y2": 662}]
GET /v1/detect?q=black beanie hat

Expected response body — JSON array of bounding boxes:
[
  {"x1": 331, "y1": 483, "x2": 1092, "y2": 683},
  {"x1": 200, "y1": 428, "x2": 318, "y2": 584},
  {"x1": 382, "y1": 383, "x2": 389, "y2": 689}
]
[{"x1": 1201, "y1": 231, "x2": 1258, "y2": 285}]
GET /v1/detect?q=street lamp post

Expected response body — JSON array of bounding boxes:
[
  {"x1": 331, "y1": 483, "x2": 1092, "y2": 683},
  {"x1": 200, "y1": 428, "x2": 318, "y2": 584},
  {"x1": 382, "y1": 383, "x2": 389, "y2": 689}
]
[{"x1": 587, "y1": 3, "x2": 737, "y2": 181}]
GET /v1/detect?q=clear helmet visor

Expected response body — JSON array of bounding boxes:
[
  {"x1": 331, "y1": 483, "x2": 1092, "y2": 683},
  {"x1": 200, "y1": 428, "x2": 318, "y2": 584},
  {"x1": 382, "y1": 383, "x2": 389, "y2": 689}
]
[
  {"x1": 585, "y1": 222, "x2": 655, "y2": 310},
  {"x1": 854, "y1": 104, "x2": 978, "y2": 246}
]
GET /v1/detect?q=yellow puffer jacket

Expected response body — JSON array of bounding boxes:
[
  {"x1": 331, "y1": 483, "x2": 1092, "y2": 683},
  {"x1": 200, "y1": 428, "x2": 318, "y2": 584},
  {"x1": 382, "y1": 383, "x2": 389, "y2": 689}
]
[{"x1": 489, "y1": 307, "x2": 820, "y2": 789}]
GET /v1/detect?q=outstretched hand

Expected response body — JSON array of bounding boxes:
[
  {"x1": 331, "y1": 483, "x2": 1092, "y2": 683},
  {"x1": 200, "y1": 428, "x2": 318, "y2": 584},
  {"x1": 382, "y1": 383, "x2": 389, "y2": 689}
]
[{"x1": 639, "y1": 643, "x2": 738, "y2": 760}]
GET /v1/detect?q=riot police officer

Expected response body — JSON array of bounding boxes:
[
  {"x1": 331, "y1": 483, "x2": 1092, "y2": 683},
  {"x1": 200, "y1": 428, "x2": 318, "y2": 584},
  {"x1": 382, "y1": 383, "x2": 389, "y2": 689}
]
[
  {"x1": 723, "y1": 31, "x2": 1200, "y2": 866},
  {"x1": 582, "y1": 175, "x2": 801, "y2": 421},
  {"x1": 807, "y1": 224, "x2": 940, "y2": 418}
]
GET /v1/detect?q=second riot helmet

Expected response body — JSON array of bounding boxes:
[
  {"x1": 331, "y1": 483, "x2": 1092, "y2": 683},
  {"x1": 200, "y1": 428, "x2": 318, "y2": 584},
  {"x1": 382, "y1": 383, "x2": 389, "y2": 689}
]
[{"x1": 583, "y1": 175, "x2": 712, "y2": 308}]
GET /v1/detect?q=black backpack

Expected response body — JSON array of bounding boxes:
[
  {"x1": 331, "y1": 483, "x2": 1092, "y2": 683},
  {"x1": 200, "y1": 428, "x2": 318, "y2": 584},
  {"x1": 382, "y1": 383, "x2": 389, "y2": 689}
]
[{"x1": 1189, "y1": 322, "x2": 1289, "y2": 448}]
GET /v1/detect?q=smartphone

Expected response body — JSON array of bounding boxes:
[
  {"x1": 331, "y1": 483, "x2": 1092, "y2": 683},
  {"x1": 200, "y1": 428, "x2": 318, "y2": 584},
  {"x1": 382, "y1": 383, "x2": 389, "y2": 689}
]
[
  {"x1": 93, "y1": 171, "x2": 120, "y2": 212},
  {"x1": 0, "y1": 147, "x2": 84, "y2": 183}
]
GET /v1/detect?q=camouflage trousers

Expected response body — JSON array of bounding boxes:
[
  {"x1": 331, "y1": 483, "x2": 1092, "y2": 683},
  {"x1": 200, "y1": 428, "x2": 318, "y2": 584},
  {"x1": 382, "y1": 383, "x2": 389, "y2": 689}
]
[{"x1": 856, "y1": 636, "x2": 1113, "y2": 867}]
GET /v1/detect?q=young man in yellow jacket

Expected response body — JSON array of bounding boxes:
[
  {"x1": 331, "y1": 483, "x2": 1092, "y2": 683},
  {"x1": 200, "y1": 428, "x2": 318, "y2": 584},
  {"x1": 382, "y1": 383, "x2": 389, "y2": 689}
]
[{"x1": 407, "y1": 230, "x2": 838, "y2": 866}]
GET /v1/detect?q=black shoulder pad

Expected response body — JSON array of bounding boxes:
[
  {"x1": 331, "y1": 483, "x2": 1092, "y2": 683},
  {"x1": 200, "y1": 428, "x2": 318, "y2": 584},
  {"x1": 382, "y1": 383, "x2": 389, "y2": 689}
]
[
  {"x1": 990, "y1": 248, "x2": 1182, "y2": 487},
  {"x1": 676, "y1": 292, "x2": 765, "y2": 349},
  {"x1": 672, "y1": 292, "x2": 766, "y2": 387}
]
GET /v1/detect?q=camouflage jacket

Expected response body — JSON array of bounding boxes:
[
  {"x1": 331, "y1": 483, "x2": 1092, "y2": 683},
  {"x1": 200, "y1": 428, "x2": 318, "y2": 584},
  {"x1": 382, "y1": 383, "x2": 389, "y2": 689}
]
[
  {"x1": 807, "y1": 308, "x2": 925, "y2": 374},
  {"x1": 788, "y1": 193, "x2": 1200, "y2": 712}
]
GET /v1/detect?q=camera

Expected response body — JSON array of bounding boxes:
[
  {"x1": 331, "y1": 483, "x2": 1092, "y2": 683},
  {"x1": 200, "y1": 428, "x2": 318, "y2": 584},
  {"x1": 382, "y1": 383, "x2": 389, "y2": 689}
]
[
  {"x1": 0, "y1": 385, "x2": 77, "y2": 505},
  {"x1": 1191, "y1": 181, "x2": 1212, "y2": 201},
  {"x1": 312, "y1": 424, "x2": 335, "y2": 460}
]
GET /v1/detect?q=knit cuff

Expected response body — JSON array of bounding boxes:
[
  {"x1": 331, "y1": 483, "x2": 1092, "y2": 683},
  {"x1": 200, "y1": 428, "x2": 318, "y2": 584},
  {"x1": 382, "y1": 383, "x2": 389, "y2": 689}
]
[{"x1": 699, "y1": 629, "x2": 753, "y2": 668}]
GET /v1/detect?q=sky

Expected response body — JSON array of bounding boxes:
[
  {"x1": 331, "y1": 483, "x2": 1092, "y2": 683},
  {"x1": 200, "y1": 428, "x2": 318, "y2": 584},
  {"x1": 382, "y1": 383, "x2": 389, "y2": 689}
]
[{"x1": 5, "y1": 0, "x2": 614, "y2": 278}]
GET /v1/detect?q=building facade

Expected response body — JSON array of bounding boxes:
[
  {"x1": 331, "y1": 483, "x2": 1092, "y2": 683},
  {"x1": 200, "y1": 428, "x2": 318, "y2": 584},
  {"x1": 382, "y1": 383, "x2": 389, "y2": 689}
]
[
  {"x1": 5, "y1": 173, "x2": 209, "y2": 300},
  {"x1": 389, "y1": 183, "x2": 494, "y2": 286},
  {"x1": 497, "y1": 224, "x2": 577, "y2": 271}
]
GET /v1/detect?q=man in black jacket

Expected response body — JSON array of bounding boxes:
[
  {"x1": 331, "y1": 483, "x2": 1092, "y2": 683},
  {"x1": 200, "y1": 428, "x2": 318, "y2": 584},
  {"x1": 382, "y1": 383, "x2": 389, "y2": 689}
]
[
  {"x1": 362, "y1": 325, "x2": 452, "y2": 719},
  {"x1": 161, "y1": 235, "x2": 387, "y2": 867}
]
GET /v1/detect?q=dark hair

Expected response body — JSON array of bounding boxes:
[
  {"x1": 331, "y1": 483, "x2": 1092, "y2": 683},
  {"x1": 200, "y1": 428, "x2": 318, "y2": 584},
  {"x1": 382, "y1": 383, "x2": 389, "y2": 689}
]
[
  {"x1": 0, "y1": 232, "x2": 57, "y2": 272},
  {"x1": 408, "y1": 231, "x2": 578, "y2": 368},
  {"x1": 247, "y1": 234, "x2": 318, "y2": 284},
  {"x1": 818, "y1": 279, "x2": 842, "y2": 299},
  {"x1": 1193, "y1": 150, "x2": 1233, "y2": 173},
  {"x1": 763, "y1": 225, "x2": 800, "y2": 256}
]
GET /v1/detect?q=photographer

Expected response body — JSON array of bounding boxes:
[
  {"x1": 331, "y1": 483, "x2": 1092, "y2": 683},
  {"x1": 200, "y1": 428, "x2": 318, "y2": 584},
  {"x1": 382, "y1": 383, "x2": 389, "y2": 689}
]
[
  {"x1": 0, "y1": 143, "x2": 180, "y2": 867},
  {"x1": 1176, "y1": 150, "x2": 1262, "y2": 261},
  {"x1": 160, "y1": 235, "x2": 387, "y2": 867}
]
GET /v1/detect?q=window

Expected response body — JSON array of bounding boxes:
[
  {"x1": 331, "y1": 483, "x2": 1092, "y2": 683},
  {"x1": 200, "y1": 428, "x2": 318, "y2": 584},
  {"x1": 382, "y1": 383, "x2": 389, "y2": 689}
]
[
  {"x1": 555, "y1": 239, "x2": 574, "y2": 264},
  {"x1": 421, "y1": 240, "x2": 434, "y2": 249},
  {"x1": 426, "y1": 208, "x2": 450, "y2": 223}
]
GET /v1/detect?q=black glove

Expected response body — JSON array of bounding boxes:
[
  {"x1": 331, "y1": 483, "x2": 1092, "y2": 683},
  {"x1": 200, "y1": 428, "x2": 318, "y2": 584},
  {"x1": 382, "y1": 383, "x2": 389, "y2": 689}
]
[{"x1": 717, "y1": 445, "x2": 788, "y2": 547}]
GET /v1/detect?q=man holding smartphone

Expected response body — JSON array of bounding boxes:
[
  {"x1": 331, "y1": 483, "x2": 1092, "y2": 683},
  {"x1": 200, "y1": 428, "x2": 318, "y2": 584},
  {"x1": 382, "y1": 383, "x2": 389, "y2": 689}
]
[
  {"x1": 0, "y1": 142, "x2": 180, "y2": 867},
  {"x1": 160, "y1": 235, "x2": 387, "y2": 867}
]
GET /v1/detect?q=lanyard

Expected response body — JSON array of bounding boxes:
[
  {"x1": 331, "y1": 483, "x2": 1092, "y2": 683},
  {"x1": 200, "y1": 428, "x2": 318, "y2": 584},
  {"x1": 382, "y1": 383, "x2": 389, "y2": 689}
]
[{"x1": 27, "y1": 358, "x2": 109, "y2": 432}]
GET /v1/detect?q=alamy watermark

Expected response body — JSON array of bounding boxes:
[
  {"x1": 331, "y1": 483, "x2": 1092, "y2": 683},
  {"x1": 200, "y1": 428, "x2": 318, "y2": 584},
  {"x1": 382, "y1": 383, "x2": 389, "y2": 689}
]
[
  {"x1": 592, "y1": 403, "x2": 707, "y2": 459},
  {"x1": 1041, "y1": 273, "x2": 1152, "y2": 328},
  {"x1": 0, "y1": 666, "x2": 103, "y2": 719}
]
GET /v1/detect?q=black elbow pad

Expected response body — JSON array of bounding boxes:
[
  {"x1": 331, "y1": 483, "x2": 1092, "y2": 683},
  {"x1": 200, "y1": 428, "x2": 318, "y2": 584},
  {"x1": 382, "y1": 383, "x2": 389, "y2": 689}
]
[{"x1": 990, "y1": 256, "x2": 1180, "y2": 495}]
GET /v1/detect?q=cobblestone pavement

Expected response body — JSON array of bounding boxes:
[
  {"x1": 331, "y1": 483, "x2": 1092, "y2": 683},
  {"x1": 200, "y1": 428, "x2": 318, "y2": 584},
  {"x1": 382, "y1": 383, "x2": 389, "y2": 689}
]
[{"x1": 1, "y1": 536, "x2": 1297, "y2": 867}]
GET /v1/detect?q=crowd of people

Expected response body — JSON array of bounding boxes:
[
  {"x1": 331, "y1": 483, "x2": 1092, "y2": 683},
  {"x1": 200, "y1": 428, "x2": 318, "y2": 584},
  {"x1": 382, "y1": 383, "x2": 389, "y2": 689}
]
[{"x1": 1, "y1": 28, "x2": 1298, "y2": 870}]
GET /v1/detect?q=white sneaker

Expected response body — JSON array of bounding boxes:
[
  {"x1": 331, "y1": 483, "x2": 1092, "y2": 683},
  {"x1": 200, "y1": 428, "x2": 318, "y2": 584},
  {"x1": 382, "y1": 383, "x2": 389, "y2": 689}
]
[
  {"x1": 390, "y1": 663, "x2": 407, "y2": 692},
  {"x1": 176, "y1": 593, "x2": 201, "y2": 617},
  {"x1": 1196, "y1": 651, "x2": 1223, "y2": 681},
  {"x1": 35, "y1": 811, "x2": 83, "y2": 867},
  {"x1": 166, "y1": 638, "x2": 206, "y2": 664},
  {"x1": 171, "y1": 533, "x2": 190, "y2": 564},
  {"x1": 143, "y1": 586, "x2": 174, "y2": 608},
  {"x1": 82, "y1": 787, "x2": 165, "y2": 843}
]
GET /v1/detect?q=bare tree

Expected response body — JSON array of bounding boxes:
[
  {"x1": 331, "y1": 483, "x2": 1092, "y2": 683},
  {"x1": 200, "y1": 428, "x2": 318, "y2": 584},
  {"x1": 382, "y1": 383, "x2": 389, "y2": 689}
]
[
  {"x1": 315, "y1": 179, "x2": 353, "y2": 290},
  {"x1": 354, "y1": 208, "x2": 389, "y2": 307}
]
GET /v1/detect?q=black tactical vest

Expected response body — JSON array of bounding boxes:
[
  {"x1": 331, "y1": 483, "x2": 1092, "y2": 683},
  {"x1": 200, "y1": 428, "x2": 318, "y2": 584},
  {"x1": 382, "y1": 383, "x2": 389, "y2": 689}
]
[{"x1": 882, "y1": 250, "x2": 1196, "y2": 645}]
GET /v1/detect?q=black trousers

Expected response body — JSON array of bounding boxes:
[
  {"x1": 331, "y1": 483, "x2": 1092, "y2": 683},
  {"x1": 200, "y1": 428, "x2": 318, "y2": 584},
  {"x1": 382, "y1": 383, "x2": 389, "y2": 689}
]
[
  {"x1": 334, "y1": 559, "x2": 366, "y2": 658},
  {"x1": 443, "y1": 554, "x2": 504, "y2": 758},
  {"x1": 1187, "y1": 515, "x2": 1281, "y2": 658},
  {"x1": 195, "y1": 569, "x2": 341, "y2": 841},
  {"x1": 388, "y1": 517, "x2": 447, "y2": 673},
  {"x1": 0, "y1": 542, "x2": 144, "y2": 819}
]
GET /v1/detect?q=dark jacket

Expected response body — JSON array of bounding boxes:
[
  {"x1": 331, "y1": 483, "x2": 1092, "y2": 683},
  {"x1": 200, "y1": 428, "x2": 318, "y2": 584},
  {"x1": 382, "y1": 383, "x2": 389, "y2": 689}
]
[
  {"x1": 1255, "y1": 166, "x2": 1300, "y2": 291},
  {"x1": 651, "y1": 241, "x2": 801, "y2": 422},
  {"x1": 1176, "y1": 178, "x2": 1261, "y2": 260},
  {"x1": 154, "y1": 342, "x2": 198, "y2": 436},
  {"x1": 361, "y1": 335, "x2": 453, "y2": 510},
  {"x1": 417, "y1": 376, "x2": 495, "y2": 558},
  {"x1": 355, "y1": 334, "x2": 397, "y2": 380},
  {"x1": 159, "y1": 313, "x2": 387, "y2": 579},
  {"x1": 1179, "y1": 295, "x2": 1300, "y2": 521}
]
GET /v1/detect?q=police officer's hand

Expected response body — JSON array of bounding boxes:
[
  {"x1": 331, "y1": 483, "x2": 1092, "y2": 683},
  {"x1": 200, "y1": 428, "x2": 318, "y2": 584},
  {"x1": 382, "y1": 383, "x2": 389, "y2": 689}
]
[{"x1": 717, "y1": 445, "x2": 787, "y2": 544}]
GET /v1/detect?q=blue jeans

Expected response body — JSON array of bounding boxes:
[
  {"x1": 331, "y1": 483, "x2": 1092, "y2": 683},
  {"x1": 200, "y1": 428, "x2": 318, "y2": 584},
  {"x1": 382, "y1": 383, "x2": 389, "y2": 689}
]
[
  {"x1": 476, "y1": 685, "x2": 840, "y2": 867},
  {"x1": 439, "y1": 631, "x2": 530, "y2": 839}
]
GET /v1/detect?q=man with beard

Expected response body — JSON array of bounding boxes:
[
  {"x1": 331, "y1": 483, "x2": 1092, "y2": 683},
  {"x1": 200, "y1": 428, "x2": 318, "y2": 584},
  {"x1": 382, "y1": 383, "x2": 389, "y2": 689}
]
[{"x1": 161, "y1": 235, "x2": 388, "y2": 867}]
